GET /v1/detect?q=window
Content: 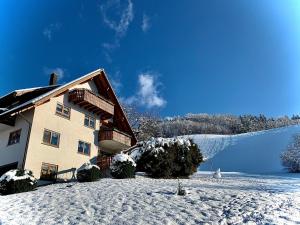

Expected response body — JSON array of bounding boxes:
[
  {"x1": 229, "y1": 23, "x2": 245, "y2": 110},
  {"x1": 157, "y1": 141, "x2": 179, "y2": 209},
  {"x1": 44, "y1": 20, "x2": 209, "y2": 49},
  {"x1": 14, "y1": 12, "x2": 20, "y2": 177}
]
[
  {"x1": 42, "y1": 129, "x2": 60, "y2": 147},
  {"x1": 7, "y1": 129, "x2": 21, "y2": 146},
  {"x1": 40, "y1": 163, "x2": 58, "y2": 181},
  {"x1": 55, "y1": 103, "x2": 70, "y2": 119},
  {"x1": 78, "y1": 141, "x2": 91, "y2": 155},
  {"x1": 84, "y1": 115, "x2": 95, "y2": 129}
]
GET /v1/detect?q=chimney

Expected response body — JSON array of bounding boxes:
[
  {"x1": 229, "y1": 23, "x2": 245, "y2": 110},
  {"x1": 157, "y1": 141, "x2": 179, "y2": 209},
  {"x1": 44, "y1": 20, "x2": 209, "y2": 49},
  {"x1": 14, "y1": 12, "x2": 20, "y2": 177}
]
[{"x1": 49, "y1": 73, "x2": 58, "y2": 86}]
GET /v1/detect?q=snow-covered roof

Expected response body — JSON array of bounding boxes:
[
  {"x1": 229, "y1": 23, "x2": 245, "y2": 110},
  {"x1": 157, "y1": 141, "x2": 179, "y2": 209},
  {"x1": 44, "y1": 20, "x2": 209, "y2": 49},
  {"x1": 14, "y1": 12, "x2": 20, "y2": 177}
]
[
  {"x1": 0, "y1": 86, "x2": 56, "y2": 99},
  {"x1": 0, "y1": 69, "x2": 103, "y2": 118}
]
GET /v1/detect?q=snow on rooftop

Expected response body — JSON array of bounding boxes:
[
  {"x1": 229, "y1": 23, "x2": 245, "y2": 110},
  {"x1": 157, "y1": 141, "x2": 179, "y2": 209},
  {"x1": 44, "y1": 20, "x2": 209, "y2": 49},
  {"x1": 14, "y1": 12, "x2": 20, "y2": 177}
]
[
  {"x1": 0, "y1": 69, "x2": 103, "y2": 117},
  {"x1": 0, "y1": 85, "x2": 58, "y2": 99}
]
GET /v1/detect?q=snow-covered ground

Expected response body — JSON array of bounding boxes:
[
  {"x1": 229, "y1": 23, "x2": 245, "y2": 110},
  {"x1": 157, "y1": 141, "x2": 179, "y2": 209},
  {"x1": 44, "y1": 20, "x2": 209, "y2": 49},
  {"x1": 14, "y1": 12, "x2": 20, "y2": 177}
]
[
  {"x1": 0, "y1": 172, "x2": 300, "y2": 225},
  {"x1": 183, "y1": 125, "x2": 300, "y2": 174},
  {"x1": 1, "y1": 126, "x2": 300, "y2": 224}
]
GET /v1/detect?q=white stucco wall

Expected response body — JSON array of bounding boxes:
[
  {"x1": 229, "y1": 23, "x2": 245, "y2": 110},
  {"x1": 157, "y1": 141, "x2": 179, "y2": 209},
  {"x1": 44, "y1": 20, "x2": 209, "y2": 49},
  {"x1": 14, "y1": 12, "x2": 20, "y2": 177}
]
[
  {"x1": 0, "y1": 110, "x2": 34, "y2": 168},
  {"x1": 24, "y1": 81, "x2": 101, "y2": 179},
  {"x1": 69, "y1": 80, "x2": 99, "y2": 93}
]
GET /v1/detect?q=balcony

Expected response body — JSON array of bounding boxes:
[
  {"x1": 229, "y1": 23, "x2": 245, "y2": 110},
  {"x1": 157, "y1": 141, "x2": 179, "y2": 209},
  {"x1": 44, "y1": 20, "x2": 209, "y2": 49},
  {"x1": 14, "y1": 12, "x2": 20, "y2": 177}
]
[
  {"x1": 69, "y1": 89, "x2": 114, "y2": 119},
  {"x1": 99, "y1": 127, "x2": 132, "y2": 153}
]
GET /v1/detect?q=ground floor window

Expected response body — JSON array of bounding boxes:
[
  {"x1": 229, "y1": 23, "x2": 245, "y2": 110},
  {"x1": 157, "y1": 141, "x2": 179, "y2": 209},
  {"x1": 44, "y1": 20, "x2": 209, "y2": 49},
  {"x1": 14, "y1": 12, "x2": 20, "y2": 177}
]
[
  {"x1": 40, "y1": 163, "x2": 58, "y2": 181},
  {"x1": 78, "y1": 141, "x2": 91, "y2": 155},
  {"x1": 7, "y1": 129, "x2": 21, "y2": 146}
]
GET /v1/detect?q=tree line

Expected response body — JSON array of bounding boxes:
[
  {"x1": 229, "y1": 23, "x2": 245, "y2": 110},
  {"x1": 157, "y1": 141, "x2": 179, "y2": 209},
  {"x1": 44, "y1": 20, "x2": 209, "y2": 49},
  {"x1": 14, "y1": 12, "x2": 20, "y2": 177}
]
[{"x1": 123, "y1": 105, "x2": 300, "y2": 141}]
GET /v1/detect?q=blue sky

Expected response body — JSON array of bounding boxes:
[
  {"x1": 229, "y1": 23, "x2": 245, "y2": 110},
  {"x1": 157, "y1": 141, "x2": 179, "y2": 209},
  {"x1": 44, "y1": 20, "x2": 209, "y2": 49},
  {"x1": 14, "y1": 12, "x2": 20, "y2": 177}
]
[{"x1": 0, "y1": 0, "x2": 300, "y2": 117}]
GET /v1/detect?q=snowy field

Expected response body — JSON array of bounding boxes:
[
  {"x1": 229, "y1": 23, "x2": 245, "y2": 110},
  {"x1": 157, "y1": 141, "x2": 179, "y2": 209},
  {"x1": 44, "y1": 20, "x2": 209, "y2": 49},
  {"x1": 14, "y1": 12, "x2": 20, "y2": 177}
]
[
  {"x1": 0, "y1": 172, "x2": 300, "y2": 225},
  {"x1": 1, "y1": 126, "x2": 300, "y2": 224},
  {"x1": 184, "y1": 125, "x2": 300, "y2": 174}
]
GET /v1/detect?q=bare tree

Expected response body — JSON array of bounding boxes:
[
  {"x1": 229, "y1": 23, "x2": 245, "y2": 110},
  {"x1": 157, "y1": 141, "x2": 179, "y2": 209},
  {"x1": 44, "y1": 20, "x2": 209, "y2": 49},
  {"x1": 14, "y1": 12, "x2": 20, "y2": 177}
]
[
  {"x1": 281, "y1": 134, "x2": 300, "y2": 172},
  {"x1": 123, "y1": 103, "x2": 300, "y2": 139},
  {"x1": 122, "y1": 104, "x2": 161, "y2": 141}
]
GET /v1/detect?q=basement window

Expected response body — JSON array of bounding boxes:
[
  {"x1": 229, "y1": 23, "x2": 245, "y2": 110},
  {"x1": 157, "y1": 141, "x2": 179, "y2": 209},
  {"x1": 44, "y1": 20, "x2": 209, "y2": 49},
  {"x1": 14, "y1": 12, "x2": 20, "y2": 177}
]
[
  {"x1": 40, "y1": 163, "x2": 58, "y2": 181},
  {"x1": 42, "y1": 129, "x2": 60, "y2": 147},
  {"x1": 7, "y1": 129, "x2": 21, "y2": 146},
  {"x1": 55, "y1": 103, "x2": 71, "y2": 119},
  {"x1": 78, "y1": 140, "x2": 91, "y2": 156},
  {"x1": 84, "y1": 115, "x2": 96, "y2": 129}
]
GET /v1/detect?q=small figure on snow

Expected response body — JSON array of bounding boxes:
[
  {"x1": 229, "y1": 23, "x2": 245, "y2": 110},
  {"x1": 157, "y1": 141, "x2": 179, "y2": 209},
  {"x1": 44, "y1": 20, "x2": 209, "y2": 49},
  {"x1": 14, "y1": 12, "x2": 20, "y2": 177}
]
[
  {"x1": 177, "y1": 178, "x2": 186, "y2": 196},
  {"x1": 213, "y1": 168, "x2": 222, "y2": 179}
]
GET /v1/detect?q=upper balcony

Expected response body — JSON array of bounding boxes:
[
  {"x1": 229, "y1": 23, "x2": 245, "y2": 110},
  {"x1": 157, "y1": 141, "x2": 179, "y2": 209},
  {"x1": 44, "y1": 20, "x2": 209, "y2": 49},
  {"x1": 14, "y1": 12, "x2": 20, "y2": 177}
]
[
  {"x1": 99, "y1": 127, "x2": 132, "y2": 153},
  {"x1": 68, "y1": 88, "x2": 114, "y2": 119}
]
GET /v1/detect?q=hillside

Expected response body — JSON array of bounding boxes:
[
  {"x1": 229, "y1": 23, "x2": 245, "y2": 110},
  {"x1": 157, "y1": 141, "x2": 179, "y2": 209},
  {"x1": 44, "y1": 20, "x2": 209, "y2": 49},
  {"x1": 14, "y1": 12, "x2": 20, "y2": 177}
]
[{"x1": 183, "y1": 125, "x2": 300, "y2": 174}]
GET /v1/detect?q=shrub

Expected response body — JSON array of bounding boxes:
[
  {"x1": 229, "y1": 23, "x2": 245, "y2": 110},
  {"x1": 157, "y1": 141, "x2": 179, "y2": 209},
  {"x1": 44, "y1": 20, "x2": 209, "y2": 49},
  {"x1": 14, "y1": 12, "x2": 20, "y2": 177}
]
[
  {"x1": 130, "y1": 137, "x2": 203, "y2": 178},
  {"x1": 77, "y1": 163, "x2": 101, "y2": 182},
  {"x1": 281, "y1": 134, "x2": 300, "y2": 172},
  {"x1": 0, "y1": 169, "x2": 37, "y2": 195},
  {"x1": 110, "y1": 153, "x2": 136, "y2": 179}
]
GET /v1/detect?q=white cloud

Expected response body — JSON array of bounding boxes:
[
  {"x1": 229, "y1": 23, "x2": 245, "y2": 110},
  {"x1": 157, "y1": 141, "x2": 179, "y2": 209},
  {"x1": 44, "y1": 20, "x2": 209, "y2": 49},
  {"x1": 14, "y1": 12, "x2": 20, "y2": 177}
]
[
  {"x1": 100, "y1": 0, "x2": 133, "y2": 38},
  {"x1": 44, "y1": 67, "x2": 65, "y2": 81},
  {"x1": 138, "y1": 74, "x2": 166, "y2": 107},
  {"x1": 142, "y1": 14, "x2": 150, "y2": 32},
  {"x1": 120, "y1": 96, "x2": 137, "y2": 106},
  {"x1": 100, "y1": 0, "x2": 134, "y2": 59},
  {"x1": 43, "y1": 23, "x2": 61, "y2": 41},
  {"x1": 122, "y1": 72, "x2": 166, "y2": 108},
  {"x1": 102, "y1": 40, "x2": 120, "y2": 52}
]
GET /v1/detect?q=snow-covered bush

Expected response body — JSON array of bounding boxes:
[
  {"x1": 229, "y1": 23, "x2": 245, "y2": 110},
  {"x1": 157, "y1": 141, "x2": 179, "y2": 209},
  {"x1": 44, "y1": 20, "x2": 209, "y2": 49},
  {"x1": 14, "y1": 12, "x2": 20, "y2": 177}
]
[
  {"x1": 76, "y1": 163, "x2": 101, "y2": 182},
  {"x1": 130, "y1": 137, "x2": 203, "y2": 178},
  {"x1": 281, "y1": 134, "x2": 300, "y2": 172},
  {"x1": 0, "y1": 169, "x2": 37, "y2": 195},
  {"x1": 110, "y1": 153, "x2": 136, "y2": 179}
]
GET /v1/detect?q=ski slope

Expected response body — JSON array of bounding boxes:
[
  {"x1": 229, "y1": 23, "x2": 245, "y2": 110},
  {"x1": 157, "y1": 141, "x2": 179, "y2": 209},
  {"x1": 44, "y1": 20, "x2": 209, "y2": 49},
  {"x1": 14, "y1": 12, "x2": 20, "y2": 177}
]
[{"x1": 184, "y1": 125, "x2": 300, "y2": 174}]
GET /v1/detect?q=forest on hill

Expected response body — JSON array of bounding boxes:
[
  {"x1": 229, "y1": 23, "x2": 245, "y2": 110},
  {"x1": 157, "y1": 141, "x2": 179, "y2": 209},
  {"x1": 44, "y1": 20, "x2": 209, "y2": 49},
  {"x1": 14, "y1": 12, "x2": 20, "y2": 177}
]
[{"x1": 123, "y1": 105, "x2": 300, "y2": 141}]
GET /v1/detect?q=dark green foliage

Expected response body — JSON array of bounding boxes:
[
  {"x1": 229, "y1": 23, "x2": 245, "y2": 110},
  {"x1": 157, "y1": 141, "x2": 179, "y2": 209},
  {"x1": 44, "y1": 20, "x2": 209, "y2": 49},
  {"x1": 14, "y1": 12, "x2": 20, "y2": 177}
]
[
  {"x1": 0, "y1": 170, "x2": 37, "y2": 195},
  {"x1": 111, "y1": 161, "x2": 135, "y2": 179},
  {"x1": 136, "y1": 140, "x2": 203, "y2": 178},
  {"x1": 77, "y1": 166, "x2": 101, "y2": 182}
]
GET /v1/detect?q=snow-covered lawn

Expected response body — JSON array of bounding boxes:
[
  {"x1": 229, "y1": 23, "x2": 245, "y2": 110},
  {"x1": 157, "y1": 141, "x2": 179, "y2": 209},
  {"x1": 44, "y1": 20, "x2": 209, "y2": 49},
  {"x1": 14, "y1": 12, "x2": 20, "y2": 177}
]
[{"x1": 1, "y1": 172, "x2": 300, "y2": 225}]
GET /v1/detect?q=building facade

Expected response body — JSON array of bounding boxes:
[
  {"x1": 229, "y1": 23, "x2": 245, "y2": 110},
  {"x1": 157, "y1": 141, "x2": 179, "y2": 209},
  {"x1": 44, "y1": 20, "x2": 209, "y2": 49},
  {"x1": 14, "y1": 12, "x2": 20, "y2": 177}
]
[{"x1": 0, "y1": 69, "x2": 136, "y2": 180}]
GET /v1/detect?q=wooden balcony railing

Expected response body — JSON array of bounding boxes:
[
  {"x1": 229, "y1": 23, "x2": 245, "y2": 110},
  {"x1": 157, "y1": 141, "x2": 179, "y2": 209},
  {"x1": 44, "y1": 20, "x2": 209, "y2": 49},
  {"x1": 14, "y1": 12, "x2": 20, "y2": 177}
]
[
  {"x1": 69, "y1": 89, "x2": 114, "y2": 119},
  {"x1": 99, "y1": 127, "x2": 132, "y2": 152}
]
